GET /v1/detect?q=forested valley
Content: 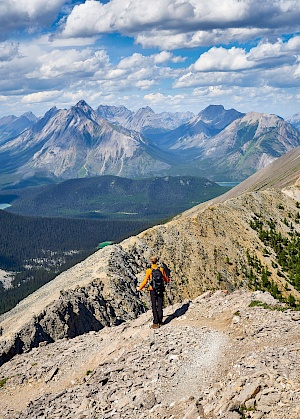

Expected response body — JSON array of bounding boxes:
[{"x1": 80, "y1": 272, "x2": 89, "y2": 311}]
[{"x1": 0, "y1": 210, "x2": 152, "y2": 314}]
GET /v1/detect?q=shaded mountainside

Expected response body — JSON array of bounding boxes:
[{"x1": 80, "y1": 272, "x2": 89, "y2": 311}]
[
  {"x1": 183, "y1": 145, "x2": 300, "y2": 216},
  {"x1": 288, "y1": 112, "x2": 300, "y2": 130},
  {"x1": 1, "y1": 175, "x2": 229, "y2": 219},
  {"x1": 0, "y1": 147, "x2": 299, "y2": 368},
  {"x1": 199, "y1": 112, "x2": 300, "y2": 180}
]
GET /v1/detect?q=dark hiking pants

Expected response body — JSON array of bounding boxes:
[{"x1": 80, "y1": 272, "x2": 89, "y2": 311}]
[{"x1": 150, "y1": 290, "x2": 163, "y2": 325}]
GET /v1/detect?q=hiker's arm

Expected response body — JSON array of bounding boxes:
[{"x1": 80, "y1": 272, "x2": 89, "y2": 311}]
[
  {"x1": 161, "y1": 268, "x2": 170, "y2": 283},
  {"x1": 137, "y1": 269, "x2": 151, "y2": 291}
]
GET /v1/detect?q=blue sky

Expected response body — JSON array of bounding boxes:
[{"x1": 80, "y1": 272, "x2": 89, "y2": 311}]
[{"x1": 0, "y1": 0, "x2": 300, "y2": 118}]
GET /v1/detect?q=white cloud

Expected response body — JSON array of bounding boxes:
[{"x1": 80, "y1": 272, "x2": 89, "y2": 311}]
[
  {"x1": 0, "y1": 0, "x2": 66, "y2": 39},
  {"x1": 135, "y1": 27, "x2": 271, "y2": 50},
  {"x1": 0, "y1": 42, "x2": 20, "y2": 61},
  {"x1": 135, "y1": 79, "x2": 156, "y2": 89},
  {"x1": 28, "y1": 48, "x2": 110, "y2": 79},
  {"x1": 193, "y1": 47, "x2": 251, "y2": 71},
  {"x1": 174, "y1": 71, "x2": 242, "y2": 89},
  {"x1": 116, "y1": 51, "x2": 185, "y2": 71},
  {"x1": 174, "y1": 36, "x2": 300, "y2": 92},
  {"x1": 144, "y1": 92, "x2": 184, "y2": 104},
  {"x1": 37, "y1": 34, "x2": 99, "y2": 48},
  {"x1": 153, "y1": 51, "x2": 186, "y2": 64},
  {"x1": 61, "y1": 0, "x2": 300, "y2": 49},
  {"x1": 248, "y1": 36, "x2": 300, "y2": 64},
  {"x1": 22, "y1": 90, "x2": 61, "y2": 103}
]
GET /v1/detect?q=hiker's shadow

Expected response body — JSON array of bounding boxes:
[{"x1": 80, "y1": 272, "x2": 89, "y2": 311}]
[{"x1": 163, "y1": 302, "x2": 190, "y2": 326}]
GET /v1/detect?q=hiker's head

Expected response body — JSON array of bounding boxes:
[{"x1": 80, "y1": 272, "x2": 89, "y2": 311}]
[{"x1": 150, "y1": 256, "x2": 158, "y2": 264}]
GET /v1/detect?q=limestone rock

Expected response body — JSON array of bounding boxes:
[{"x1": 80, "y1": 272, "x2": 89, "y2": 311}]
[{"x1": 0, "y1": 290, "x2": 299, "y2": 419}]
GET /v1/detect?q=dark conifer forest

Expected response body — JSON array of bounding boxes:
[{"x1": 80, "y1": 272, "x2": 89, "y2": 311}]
[{"x1": 0, "y1": 210, "x2": 152, "y2": 314}]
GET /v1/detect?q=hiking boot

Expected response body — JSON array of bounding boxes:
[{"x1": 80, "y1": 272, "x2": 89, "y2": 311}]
[{"x1": 151, "y1": 324, "x2": 160, "y2": 329}]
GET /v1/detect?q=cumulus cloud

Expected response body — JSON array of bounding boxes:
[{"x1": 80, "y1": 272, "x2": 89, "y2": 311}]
[
  {"x1": 248, "y1": 36, "x2": 300, "y2": 66},
  {"x1": 0, "y1": 0, "x2": 66, "y2": 39},
  {"x1": 193, "y1": 47, "x2": 252, "y2": 71},
  {"x1": 28, "y1": 48, "x2": 110, "y2": 79},
  {"x1": 190, "y1": 84, "x2": 296, "y2": 116},
  {"x1": 61, "y1": 0, "x2": 300, "y2": 49},
  {"x1": 153, "y1": 51, "x2": 186, "y2": 64},
  {"x1": 1, "y1": 1, "x2": 300, "y2": 118},
  {"x1": 135, "y1": 79, "x2": 156, "y2": 90},
  {"x1": 144, "y1": 92, "x2": 184, "y2": 104},
  {"x1": 21, "y1": 90, "x2": 61, "y2": 103},
  {"x1": 0, "y1": 42, "x2": 20, "y2": 61},
  {"x1": 116, "y1": 51, "x2": 185, "y2": 71},
  {"x1": 174, "y1": 36, "x2": 300, "y2": 92}
]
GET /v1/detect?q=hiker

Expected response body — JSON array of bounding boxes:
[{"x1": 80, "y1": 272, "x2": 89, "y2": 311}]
[{"x1": 136, "y1": 256, "x2": 170, "y2": 329}]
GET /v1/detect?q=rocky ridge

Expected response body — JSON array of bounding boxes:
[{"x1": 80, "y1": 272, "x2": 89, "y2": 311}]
[
  {"x1": 0, "y1": 289, "x2": 299, "y2": 418},
  {"x1": 1, "y1": 172, "x2": 300, "y2": 366}
]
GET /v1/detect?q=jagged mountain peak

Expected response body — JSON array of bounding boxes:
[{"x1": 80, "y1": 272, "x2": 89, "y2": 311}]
[
  {"x1": 139, "y1": 105, "x2": 154, "y2": 112},
  {"x1": 0, "y1": 115, "x2": 16, "y2": 126},
  {"x1": 288, "y1": 112, "x2": 300, "y2": 130},
  {"x1": 22, "y1": 112, "x2": 38, "y2": 123},
  {"x1": 133, "y1": 106, "x2": 155, "y2": 116},
  {"x1": 97, "y1": 104, "x2": 131, "y2": 115},
  {"x1": 44, "y1": 106, "x2": 59, "y2": 118},
  {"x1": 196, "y1": 104, "x2": 244, "y2": 129},
  {"x1": 72, "y1": 100, "x2": 96, "y2": 117},
  {"x1": 65, "y1": 100, "x2": 104, "y2": 128},
  {"x1": 75, "y1": 99, "x2": 89, "y2": 108}
]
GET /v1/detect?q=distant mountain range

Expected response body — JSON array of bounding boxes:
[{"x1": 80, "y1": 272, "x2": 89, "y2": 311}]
[
  {"x1": 288, "y1": 113, "x2": 300, "y2": 130},
  {"x1": 96, "y1": 104, "x2": 194, "y2": 135},
  {"x1": 0, "y1": 112, "x2": 38, "y2": 146},
  {"x1": 0, "y1": 101, "x2": 299, "y2": 187}
]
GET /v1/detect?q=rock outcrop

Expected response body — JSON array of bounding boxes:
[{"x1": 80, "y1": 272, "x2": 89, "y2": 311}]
[{"x1": 0, "y1": 290, "x2": 299, "y2": 418}]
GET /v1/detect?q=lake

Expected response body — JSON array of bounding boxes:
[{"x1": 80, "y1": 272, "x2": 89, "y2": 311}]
[
  {"x1": 216, "y1": 182, "x2": 240, "y2": 187},
  {"x1": 0, "y1": 204, "x2": 11, "y2": 210}
]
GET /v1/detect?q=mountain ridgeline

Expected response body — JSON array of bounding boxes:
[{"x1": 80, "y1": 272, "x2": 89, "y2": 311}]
[{"x1": 0, "y1": 101, "x2": 300, "y2": 188}]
